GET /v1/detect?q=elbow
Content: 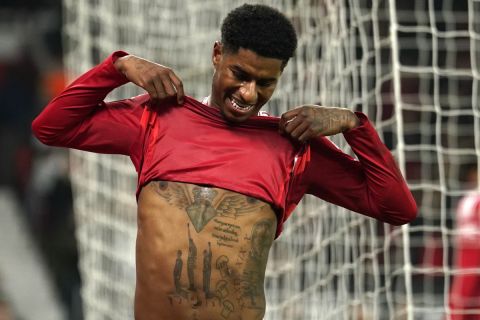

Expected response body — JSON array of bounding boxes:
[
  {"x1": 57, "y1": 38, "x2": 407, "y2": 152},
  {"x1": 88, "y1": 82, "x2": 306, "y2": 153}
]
[
  {"x1": 384, "y1": 192, "x2": 418, "y2": 226},
  {"x1": 31, "y1": 117, "x2": 60, "y2": 146},
  {"x1": 405, "y1": 199, "x2": 418, "y2": 224},
  {"x1": 388, "y1": 205, "x2": 417, "y2": 226}
]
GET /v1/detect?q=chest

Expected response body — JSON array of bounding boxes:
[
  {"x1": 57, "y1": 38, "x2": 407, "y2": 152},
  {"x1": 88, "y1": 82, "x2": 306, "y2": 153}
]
[{"x1": 138, "y1": 106, "x2": 300, "y2": 207}]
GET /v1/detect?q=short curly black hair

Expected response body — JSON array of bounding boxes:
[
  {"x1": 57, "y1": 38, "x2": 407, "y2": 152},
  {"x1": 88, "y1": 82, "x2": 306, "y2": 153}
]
[{"x1": 221, "y1": 4, "x2": 297, "y2": 66}]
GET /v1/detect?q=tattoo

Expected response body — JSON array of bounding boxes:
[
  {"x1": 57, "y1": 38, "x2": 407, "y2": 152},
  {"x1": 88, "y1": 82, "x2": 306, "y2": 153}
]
[
  {"x1": 215, "y1": 279, "x2": 229, "y2": 300},
  {"x1": 221, "y1": 300, "x2": 234, "y2": 319},
  {"x1": 186, "y1": 188, "x2": 218, "y2": 232},
  {"x1": 173, "y1": 250, "x2": 183, "y2": 294},
  {"x1": 151, "y1": 181, "x2": 268, "y2": 232},
  {"x1": 214, "y1": 194, "x2": 267, "y2": 219},
  {"x1": 169, "y1": 225, "x2": 214, "y2": 308},
  {"x1": 187, "y1": 224, "x2": 197, "y2": 291},
  {"x1": 215, "y1": 255, "x2": 232, "y2": 279},
  {"x1": 158, "y1": 181, "x2": 168, "y2": 190},
  {"x1": 235, "y1": 219, "x2": 275, "y2": 310},
  {"x1": 152, "y1": 181, "x2": 193, "y2": 210},
  {"x1": 249, "y1": 220, "x2": 273, "y2": 260},
  {"x1": 212, "y1": 219, "x2": 240, "y2": 247},
  {"x1": 203, "y1": 242, "x2": 213, "y2": 298},
  {"x1": 235, "y1": 247, "x2": 248, "y2": 267},
  {"x1": 313, "y1": 107, "x2": 355, "y2": 133},
  {"x1": 155, "y1": 181, "x2": 274, "y2": 317}
]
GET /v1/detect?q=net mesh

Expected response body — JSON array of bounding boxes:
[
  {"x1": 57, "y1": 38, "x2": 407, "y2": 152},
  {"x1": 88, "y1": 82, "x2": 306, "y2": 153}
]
[{"x1": 62, "y1": 0, "x2": 480, "y2": 319}]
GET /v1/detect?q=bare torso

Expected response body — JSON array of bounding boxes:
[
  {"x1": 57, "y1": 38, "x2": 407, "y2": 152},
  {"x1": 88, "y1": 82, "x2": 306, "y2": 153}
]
[{"x1": 135, "y1": 180, "x2": 277, "y2": 320}]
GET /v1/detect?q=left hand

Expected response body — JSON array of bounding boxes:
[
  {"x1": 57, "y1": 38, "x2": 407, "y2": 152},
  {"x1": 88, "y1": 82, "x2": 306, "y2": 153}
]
[{"x1": 279, "y1": 105, "x2": 359, "y2": 142}]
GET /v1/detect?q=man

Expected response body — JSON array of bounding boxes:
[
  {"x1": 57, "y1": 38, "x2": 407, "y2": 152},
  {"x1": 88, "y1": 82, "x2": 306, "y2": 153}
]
[
  {"x1": 32, "y1": 4, "x2": 417, "y2": 320},
  {"x1": 449, "y1": 167, "x2": 480, "y2": 320}
]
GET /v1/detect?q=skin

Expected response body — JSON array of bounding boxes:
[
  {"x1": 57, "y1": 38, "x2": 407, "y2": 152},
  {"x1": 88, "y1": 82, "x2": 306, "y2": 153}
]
[
  {"x1": 114, "y1": 44, "x2": 360, "y2": 319},
  {"x1": 136, "y1": 181, "x2": 276, "y2": 320}
]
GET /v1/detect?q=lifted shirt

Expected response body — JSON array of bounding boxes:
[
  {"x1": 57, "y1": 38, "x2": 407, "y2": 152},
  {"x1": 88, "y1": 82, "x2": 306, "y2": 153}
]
[{"x1": 32, "y1": 51, "x2": 417, "y2": 237}]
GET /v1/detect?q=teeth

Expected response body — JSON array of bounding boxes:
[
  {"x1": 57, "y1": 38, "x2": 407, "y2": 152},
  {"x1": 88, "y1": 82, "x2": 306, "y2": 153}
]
[{"x1": 230, "y1": 98, "x2": 254, "y2": 111}]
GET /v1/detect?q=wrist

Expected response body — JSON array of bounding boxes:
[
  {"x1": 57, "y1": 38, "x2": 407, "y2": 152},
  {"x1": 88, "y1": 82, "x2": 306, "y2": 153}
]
[
  {"x1": 113, "y1": 54, "x2": 131, "y2": 74},
  {"x1": 343, "y1": 109, "x2": 360, "y2": 131}
]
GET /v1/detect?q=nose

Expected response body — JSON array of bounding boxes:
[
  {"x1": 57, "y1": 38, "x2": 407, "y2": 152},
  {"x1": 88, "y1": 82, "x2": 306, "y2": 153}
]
[{"x1": 239, "y1": 81, "x2": 258, "y2": 105}]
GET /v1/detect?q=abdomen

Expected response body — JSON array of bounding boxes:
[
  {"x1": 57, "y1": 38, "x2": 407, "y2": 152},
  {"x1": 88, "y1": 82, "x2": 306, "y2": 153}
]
[{"x1": 134, "y1": 180, "x2": 277, "y2": 320}]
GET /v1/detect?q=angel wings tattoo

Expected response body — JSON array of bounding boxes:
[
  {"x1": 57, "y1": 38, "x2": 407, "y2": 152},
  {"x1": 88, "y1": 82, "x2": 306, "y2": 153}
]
[{"x1": 150, "y1": 181, "x2": 269, "y2": 232}]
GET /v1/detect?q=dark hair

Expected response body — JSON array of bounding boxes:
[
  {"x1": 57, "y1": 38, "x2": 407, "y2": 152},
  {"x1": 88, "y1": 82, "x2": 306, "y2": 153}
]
[{"x1": 221, "y1": 4, "x2": 297, "y2": 66}]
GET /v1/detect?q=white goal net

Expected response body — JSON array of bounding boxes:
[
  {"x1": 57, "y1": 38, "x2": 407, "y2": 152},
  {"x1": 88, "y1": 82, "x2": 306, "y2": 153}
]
[{"x1": 63, "y1": 0, "x2": 480, "y2": 319}]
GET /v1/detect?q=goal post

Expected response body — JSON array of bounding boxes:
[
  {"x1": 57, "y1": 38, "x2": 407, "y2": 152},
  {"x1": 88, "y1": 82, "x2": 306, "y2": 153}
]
[{"x1": 63, "y1": 0, "x2": 480, "y2": 319}]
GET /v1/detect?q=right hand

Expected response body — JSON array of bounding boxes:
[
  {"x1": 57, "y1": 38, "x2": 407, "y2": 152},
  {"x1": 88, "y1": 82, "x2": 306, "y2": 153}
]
[{"x1": 114, "y1": 54, "x2": 185, "y2": 105}]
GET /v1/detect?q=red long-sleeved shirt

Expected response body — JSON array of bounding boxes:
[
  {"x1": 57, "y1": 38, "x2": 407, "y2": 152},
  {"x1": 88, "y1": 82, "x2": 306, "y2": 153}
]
[
  {"x1": 31, "y1": 51, "x2": 417, "y2": 237},
  {"x1": 449, "y1": 194, "x2": 480, "y2": 319}
]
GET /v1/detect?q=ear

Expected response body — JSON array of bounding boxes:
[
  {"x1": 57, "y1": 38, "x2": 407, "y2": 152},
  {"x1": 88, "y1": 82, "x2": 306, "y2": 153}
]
[{"x1": 212, "y1": 41, "x2": 223, "y2": 67}]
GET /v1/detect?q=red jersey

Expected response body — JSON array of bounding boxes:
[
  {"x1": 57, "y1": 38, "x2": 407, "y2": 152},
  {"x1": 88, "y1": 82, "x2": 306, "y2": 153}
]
[
  {"x1": 449, "y1": 193, "x2": 480, "y2": 319},
  {"x1": 31, "y1": 51, "x2": 417, "y2": 237}
]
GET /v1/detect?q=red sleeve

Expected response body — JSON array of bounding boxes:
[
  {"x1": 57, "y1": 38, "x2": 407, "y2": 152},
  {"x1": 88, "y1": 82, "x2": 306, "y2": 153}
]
[
  {"x1": 32, "y1": 51, "x2": 146, "y2": 161},
  {"x1": 300, "y1": 112, "x2": 417, "y2": 225}
]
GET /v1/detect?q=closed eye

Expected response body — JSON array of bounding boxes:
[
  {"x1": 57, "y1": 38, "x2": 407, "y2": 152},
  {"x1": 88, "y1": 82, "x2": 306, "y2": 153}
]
[
  {"x1": 231, "y1": 68, "x2": 250, "y2": 82},
  {"x1": 230, "y1": 66, "x2": 277, "y2": 87},
  {"x1": 257, "y1": 80, "x2": 275, "y2": 87}
]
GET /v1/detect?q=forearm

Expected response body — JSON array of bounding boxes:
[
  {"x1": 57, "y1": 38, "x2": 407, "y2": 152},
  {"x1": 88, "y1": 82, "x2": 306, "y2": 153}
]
[
  {"x1": 305, "y1": 112, "x2": 417, "y2": 225},
  {"x1": 32, "y1": 51, "x2": 129, "y2": 146},
  {"x1": 343, "y1": 112, "x2": 417, "y2": 224}
]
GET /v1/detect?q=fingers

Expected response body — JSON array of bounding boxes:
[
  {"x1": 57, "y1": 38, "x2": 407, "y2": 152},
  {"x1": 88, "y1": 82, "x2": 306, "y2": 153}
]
[
  {"x1": 169, "y1": 72, "x2": 185, "y2": 104},
  {"x1": 279, "y1": 106, "x2": 320, "y2": 142},
  {"x1": 280, "y1": 105, "x2": 355, "y2": 141},
  {"x1": 160, "y1": 75, "x2": 176, "y2": 97},
  {"x1": 283, "y1": 114, "x2": 303, "y2": 134},
  {"x1": 125, "y1": 57, "x2": 184, "y2": 105},
  {"x1": 143, "y1": 81, "x2": 161, "y2": 103},
  {"x1": 297, "y1": 129, "x2": 314, "y2": 142},
  {"x1": 147, "y1": 70, "x2": 185, "y2": 105},
  {"x1": 282, "y1": 115, "x2": 315, "y2": 142},
  {"x1": 151, "y1": 79, "x2": 167, "y2": 102},
  {"x1": 279, "y1": 108, "x2": 301, "y2": 132},
  {"x1": 289, "y1": 121, "x2": 311, "y2": 142}
]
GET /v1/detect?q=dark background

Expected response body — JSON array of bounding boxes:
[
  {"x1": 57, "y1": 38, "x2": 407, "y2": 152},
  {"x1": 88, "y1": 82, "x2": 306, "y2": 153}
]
[{"x1": 0, "y1": 1, "x2": 82, "y2": 319}]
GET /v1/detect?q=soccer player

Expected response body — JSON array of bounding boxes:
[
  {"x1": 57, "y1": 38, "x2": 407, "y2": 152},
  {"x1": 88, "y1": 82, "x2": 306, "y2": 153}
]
[
  {"x1": 449, "y1": 167, "x2": 480, "y2": 320},
  {"x1": 31, "y1": 4, "x2": 417, "y2": 320}
]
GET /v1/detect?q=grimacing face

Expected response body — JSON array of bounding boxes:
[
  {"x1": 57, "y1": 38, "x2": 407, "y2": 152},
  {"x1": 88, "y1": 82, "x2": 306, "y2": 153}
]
[{"x1": 210, "y1": 42, "x2": 284, "y2": 123}]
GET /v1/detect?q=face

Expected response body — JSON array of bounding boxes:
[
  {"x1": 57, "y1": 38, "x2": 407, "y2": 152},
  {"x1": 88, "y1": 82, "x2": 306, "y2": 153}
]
[{"x1": 210, "y1": 42, "x2": 284, "y2": 123}]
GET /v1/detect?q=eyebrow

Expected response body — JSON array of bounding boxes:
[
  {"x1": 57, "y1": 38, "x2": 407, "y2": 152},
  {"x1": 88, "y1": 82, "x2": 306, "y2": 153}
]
[{"x1": 231, "y1": 65, "x2": 277, "y2": 83}]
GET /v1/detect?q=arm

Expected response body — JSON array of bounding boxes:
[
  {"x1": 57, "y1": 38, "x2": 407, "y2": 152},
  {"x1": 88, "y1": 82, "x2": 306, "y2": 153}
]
[
  {"x1": 32, "y1": 51, "x2": 142, "y2": 155},
  {"x1": 301, "y1": 112, "x2": 417, "y2": 225},
  {"x1": 32, "y1": 52, "x2": 185, "y2": 156}
]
